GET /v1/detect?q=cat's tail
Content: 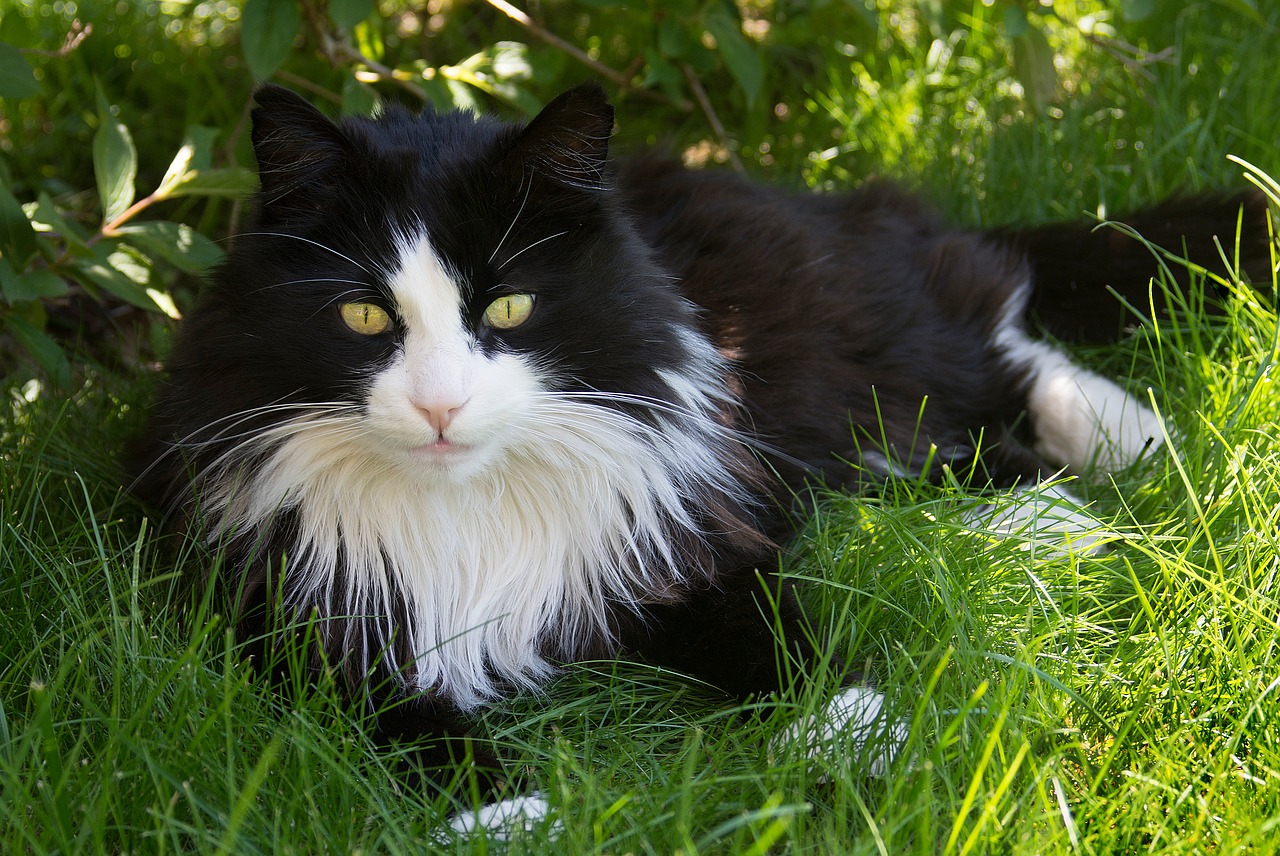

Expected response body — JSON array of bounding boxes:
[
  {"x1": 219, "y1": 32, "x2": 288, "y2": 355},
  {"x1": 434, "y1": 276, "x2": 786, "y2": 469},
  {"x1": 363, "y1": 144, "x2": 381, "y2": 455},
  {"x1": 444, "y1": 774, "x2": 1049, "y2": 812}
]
[{"x1": 992, "y1": 188, "x2": 1275, "y2": 343}]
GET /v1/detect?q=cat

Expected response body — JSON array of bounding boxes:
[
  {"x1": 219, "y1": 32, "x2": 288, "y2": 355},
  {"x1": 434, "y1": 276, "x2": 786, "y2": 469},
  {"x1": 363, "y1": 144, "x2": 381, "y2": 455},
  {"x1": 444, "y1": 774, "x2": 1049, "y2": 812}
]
[{"x1": 131, "y1": 82, "x2": 1272, "y2": 835}]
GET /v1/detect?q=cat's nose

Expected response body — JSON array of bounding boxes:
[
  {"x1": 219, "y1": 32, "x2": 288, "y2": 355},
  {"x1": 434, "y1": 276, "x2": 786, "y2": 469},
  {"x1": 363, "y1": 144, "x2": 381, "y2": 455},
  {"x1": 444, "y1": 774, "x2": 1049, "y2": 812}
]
[{"x1": 414, "y1": 397, "x2": 468, "y2": 433}]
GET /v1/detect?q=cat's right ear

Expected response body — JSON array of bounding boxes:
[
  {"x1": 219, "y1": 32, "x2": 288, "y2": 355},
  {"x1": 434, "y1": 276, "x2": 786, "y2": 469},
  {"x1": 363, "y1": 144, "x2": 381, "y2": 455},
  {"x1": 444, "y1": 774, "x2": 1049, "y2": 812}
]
[{"x1": 250, "y1": 85, "x2": 350, "y2": 215}]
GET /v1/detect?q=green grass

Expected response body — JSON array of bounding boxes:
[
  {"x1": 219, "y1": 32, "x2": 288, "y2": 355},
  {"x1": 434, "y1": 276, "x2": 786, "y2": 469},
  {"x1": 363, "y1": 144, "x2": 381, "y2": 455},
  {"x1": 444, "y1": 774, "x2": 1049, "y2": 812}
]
[{"x1": 4, "y1": 2, "x2": 1280, "y2": 852}]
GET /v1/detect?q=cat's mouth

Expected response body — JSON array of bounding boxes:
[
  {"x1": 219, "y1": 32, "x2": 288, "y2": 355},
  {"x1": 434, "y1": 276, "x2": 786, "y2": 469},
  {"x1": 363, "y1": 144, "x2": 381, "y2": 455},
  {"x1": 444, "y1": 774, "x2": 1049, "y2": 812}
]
[{"x1": 408, "y1": 437, "x2": 474, "y2": 463}]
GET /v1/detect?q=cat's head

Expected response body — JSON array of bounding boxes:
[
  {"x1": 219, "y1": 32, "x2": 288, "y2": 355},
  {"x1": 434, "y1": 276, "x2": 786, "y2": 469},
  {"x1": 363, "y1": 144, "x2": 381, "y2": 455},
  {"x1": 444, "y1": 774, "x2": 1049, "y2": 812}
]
[{"x1": 160, "y1": 85, "x2": 732, "y2": 490}]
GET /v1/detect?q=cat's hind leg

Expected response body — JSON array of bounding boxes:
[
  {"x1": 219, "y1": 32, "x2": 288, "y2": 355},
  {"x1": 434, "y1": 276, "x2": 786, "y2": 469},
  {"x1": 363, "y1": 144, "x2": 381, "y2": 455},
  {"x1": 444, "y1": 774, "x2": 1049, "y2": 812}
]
[{"x1": 994, "y1": 292, "x2": 1166, "y2": 475}]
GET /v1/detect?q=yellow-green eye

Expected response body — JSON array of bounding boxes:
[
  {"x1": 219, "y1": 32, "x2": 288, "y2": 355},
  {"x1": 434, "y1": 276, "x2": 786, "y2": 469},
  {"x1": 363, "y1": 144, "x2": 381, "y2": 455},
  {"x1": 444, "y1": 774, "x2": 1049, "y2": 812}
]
[
  {"x1": 483, "y1": 293, "x2": 535, "y2": 330},
  {"x1": 339, "y1": 302, "x2": 392, "y2": 336}
]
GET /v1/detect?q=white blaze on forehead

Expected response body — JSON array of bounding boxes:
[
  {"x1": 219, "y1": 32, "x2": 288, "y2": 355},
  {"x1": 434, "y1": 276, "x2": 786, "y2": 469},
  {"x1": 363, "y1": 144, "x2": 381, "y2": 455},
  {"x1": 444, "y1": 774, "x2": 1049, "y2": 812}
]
[
  {"x1": 387, "y1": 230, "x2": 468, "y2": 347},
  {"x1": 386, "y1": 231, "x2": 474, "y2": 410}
]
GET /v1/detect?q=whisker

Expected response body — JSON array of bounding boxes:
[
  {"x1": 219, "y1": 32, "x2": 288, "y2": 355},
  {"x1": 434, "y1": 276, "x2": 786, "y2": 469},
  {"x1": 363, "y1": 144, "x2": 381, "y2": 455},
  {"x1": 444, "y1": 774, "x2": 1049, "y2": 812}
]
[
  {"x1": 490, "y1": 181, "x2": 534, "y2": 265},
  {"x1": 249, "y1": 277, "x2": 369, "y2": 296},
  {"x1": 500, "y1": 230, "x2": 569, "y2": 269},
  {"x1": 232, "y1": 232, "x2": 373, "y2": 275}
]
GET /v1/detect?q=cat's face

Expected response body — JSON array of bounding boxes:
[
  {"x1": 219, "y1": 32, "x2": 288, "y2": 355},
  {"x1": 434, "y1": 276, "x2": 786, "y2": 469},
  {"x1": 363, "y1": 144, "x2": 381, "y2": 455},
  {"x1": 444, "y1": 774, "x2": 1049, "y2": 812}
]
[{"x1": 191, "y1": 85, "x2": 706, "y2": 486}]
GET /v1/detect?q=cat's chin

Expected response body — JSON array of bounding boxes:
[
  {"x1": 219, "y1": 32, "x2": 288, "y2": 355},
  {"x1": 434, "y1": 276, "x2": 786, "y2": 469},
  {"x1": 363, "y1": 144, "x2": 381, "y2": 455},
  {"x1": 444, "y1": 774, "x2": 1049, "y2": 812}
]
[{"x1": 405, "y1": 439, "x2": 490, "y2": 479}]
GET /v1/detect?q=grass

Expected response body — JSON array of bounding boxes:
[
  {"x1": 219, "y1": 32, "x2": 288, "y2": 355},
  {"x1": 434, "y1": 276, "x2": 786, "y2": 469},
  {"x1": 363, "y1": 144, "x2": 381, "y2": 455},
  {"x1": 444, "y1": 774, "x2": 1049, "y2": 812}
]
[{"x1": 4, "y1": 2, "x2": 1280, "y2": 852}]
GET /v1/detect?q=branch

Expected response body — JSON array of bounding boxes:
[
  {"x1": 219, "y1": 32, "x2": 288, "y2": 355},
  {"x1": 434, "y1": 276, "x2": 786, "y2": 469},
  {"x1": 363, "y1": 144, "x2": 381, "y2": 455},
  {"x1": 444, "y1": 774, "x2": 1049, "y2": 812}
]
[
  {"x1": 23, "y1": 20, "x2": 91, "y2": 58},
  {"x1": 682, "y1": 64, "x2": 745, "y2": 175},
  {"x1": 481, "y1": 0, "x2": 634, "y2": 90}
]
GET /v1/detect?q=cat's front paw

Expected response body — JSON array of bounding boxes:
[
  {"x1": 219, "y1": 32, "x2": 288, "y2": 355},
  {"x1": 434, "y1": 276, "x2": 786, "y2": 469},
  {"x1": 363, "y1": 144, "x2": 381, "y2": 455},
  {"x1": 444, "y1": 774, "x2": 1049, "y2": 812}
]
[
  {"x1": 446, "y1": 792, "x2": 558, "y2": 841},
  {"x1": 779, "y1": 685, "x2": 909, "y2": 778},
  {"x1": 967, "y1": 481, "x2": 1117, "y2": 558}
]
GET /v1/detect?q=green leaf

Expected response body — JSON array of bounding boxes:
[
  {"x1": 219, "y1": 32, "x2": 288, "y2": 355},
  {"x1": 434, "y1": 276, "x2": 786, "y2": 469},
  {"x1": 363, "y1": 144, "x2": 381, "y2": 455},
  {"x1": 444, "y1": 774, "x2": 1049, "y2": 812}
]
[
  {"x1": 93, "y1": 84, "x2": 138, "y2": 224},
  {"x1": 1209, "y1": 0, "x2": 1263, "y2": 24},
  {"x1": 113, "y1": 221, "x2": 225, "y2": 274},
  {"x1": 0, "y1": 42, "x2": 39, "y2": 99},
  {"x1": 353, "y1": 18, "x2": 384, "y2": 63},
  {"x1": 241, "y1": 0, "x2": 301, "y2": 79},
  {"x1": 4, "y1": 314, "x2": 71, "y2": 386},
  {"x1": 69, "y1": 245, "x2": 161, "y2": 312},
  {"x1": 642, "y1": 48, "x2": 685, "y2": 102},
  {"x1": 658, "y1": 17, "x2": 694, "y2": 59},
  {"x1": 1, "y1": 269, "x2": 68, "y2": 302},
  {"x1": 341, "y1": 77, "x2": 378, "y2": 117},
  {"x1": 1010, "y1": 22, "x2": 1057, "y2": 113},
  {"x1": 163, "y1": 167, "x2": 259, "y2": 200},
  {"x1": 30, "y1": 193, "x2": 91, "y2": 251},
  {"x1": 155, "y1": 126, "x2": 221, "y2": 200},
  {"x1": 329, "y1": 0, "x2": 374, "y2": 31},
  {"x1": 1003, "y1": 5, "x2": 1030, "y2": 38},
  {"x1": 1119, "y1": 0, "x2": 1156, "y2": 21},
  {"x1": 702, "y1": 6, "x2": 763, "y2": 106},
  {"x1": 0, "y1": 180, "x2": 38, "y2": 267},
  {"x1": 447, "y1": 43, "x2": 541, "y2": 115}
]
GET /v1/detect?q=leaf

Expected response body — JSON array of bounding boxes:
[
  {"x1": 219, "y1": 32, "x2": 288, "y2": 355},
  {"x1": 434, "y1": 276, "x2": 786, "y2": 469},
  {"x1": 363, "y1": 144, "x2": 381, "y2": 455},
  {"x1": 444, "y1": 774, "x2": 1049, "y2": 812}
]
[
  {"x1": 1, "y1": 269, "x2": 69, "y2": 302},
  {"x1": 701, "y1": 6, "x2": 763, "y2": 106},
  {"x1": 1119, "y1": 0, "x2": 1155, "y2": 21},
  {"x1": 0, "y1": 42, "x2": 39, "y2": 99},
  {"x1": 4, "y1": 314, "x2": 71, "y2": 386},
  {"x1": 1209, "y1": 0, "x2": 1263, "y2": 24},
  {"x1": 1010, "y1": 21, "x2": 1057, "y2": 113},
  {"x1": 241, "y1": 0, "x2": 301, "y2": 79},
  {"x1": 0, "y1": 180, "x2": 38, "y2": 267},
  {"x1": 341, "y1": 77, "x2": 378, "y2": 117},
  {"x1": 31, "y1": 193, "x2": 90, "y2": 251},
  {"x1": 113, "y1": 221, "x2": 225, "y2": 274},
  {"x1": 642, "y1": 48, "x2": 685, "y2": 102},
  {"x1": 69, "y1": 245, "x2": 162, "y2": 312},
  {"x1": 329, "y1": 0, "x2": 374, "y2": 31},
  {"x1": 658, "y1": 17, "x2": 694, "y2": 59},
  {"x1": 163, "y1": 167, "x2": 259, "y2": 200},
  {"x1": 1003, "y1": 5, "x2": 1030, "y2": 37},
  {"x1": 447, "y1": 43, "x2": 542, "y2": 114},
  {"x1": 93, "y1": 83, "x2": 138, "y2": 224},
  {"x1": 155, "y1": 126, "x2": 221, "y2": 200}
]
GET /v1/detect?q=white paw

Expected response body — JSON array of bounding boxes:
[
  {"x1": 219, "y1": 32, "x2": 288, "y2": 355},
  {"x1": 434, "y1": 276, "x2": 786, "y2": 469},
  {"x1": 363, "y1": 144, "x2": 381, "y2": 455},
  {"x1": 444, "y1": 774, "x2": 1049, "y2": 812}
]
[
  {"x1": 447, "y1": 792, "x2": 555, "y2": 840},
  {"x1": 781, "y1": 686, "x2": 909, "y2": 777},
  {"x1": 968, "y1": 481, "x2": 1114, "y2": 557}
]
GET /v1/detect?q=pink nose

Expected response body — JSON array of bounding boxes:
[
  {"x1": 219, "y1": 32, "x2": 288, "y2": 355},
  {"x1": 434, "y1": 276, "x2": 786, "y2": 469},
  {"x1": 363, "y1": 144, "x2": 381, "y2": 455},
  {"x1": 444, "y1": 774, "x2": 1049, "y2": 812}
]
[{"x1": 415, "y1": 398, "x2": 467, "y2": 432}]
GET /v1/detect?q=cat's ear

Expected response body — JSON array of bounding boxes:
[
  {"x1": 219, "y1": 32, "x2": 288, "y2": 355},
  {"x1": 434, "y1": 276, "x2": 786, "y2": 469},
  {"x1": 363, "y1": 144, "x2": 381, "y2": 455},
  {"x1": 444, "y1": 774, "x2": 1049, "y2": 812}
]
[
  {"x1": 503, "y1": 83, "x2": 615, "y2": 190},
  {"x1": 250, "y1": 85, "x2": 351, "y2": 213}
]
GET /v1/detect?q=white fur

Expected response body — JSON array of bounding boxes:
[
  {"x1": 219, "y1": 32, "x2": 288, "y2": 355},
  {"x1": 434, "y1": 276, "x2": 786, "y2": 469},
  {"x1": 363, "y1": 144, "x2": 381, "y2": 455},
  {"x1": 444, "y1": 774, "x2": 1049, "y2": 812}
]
[
  {"x1": 968, "y1": 480, "x2": 1112, "y2": 557},
  {"x1": 781, "y1": 686, "x2": 908, "y2": 777},
  {"x1": 992, "y1": 283, "x2": 1164, "y2": 474},
  {"x1": 204, "y1": 231, "x2": 749, "y2": 708},
  {"x1": 447, "y1": 793, "x2": 554, "y2": 839}
]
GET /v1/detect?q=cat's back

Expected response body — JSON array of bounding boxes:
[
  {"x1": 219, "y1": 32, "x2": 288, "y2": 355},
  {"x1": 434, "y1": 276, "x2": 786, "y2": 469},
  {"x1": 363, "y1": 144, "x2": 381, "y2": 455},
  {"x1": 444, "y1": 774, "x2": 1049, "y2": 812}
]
[{"x1": 616, "y1": 156, "x2": 1032, "y2": 489}]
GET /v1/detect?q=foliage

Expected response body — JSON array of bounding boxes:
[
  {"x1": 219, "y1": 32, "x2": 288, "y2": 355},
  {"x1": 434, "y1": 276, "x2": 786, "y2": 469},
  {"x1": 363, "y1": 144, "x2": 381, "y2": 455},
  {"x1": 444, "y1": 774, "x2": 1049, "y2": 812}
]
[{"x1": 4, "y1": 0, "x2": 1270, "y2": 382}]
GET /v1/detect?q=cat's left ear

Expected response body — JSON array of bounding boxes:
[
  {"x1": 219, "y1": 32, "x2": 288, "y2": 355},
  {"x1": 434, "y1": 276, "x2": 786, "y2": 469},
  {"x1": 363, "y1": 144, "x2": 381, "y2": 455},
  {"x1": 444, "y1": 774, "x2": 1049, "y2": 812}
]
[
  {"x1": 250, "y1": 85, "x2": 352, "y2": 216},
  {"x1": 502, "y1": 83, "x2": 615, "y2": 190}
]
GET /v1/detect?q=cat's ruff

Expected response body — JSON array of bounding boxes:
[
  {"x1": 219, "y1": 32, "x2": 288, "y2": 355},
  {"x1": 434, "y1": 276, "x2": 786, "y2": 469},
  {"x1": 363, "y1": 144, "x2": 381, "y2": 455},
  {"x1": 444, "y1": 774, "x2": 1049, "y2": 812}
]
[{"x1": 133, "y1": 82, "x2": 1271, "y2": 832}]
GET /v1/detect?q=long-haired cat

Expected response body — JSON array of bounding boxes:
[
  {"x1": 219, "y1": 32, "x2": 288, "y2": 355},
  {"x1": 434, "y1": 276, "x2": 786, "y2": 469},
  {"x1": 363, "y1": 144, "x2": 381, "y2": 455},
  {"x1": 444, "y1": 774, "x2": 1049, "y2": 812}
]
[{"x1": 132, "y1": 82, "x2": 1272, "y2": 834}]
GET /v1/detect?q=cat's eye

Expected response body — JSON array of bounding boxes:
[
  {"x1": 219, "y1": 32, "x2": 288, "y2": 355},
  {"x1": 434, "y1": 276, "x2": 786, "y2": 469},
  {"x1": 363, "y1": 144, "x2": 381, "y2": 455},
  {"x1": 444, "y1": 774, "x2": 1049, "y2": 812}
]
[
  {"x1": 339, "y1": 302, "x2": 392, "y2": 336},
  {"x1": 483, "y1": 293, "x2": 535, "y2": 330}
]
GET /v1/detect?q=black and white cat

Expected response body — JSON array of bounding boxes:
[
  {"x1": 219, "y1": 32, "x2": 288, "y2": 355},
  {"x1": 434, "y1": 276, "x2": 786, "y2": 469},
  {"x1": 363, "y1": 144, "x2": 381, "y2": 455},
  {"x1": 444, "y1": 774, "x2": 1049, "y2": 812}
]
[{"x1": 133, "y1": 83, "x2": 1271, "y2": 834}]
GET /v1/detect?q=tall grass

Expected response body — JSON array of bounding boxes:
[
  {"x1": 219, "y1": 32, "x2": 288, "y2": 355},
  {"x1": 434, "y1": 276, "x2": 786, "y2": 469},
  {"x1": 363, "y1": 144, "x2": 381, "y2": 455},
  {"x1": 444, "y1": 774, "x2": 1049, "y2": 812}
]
[{"x1": 3, "y1": 2, "x2": 1279, "y2": 852}]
